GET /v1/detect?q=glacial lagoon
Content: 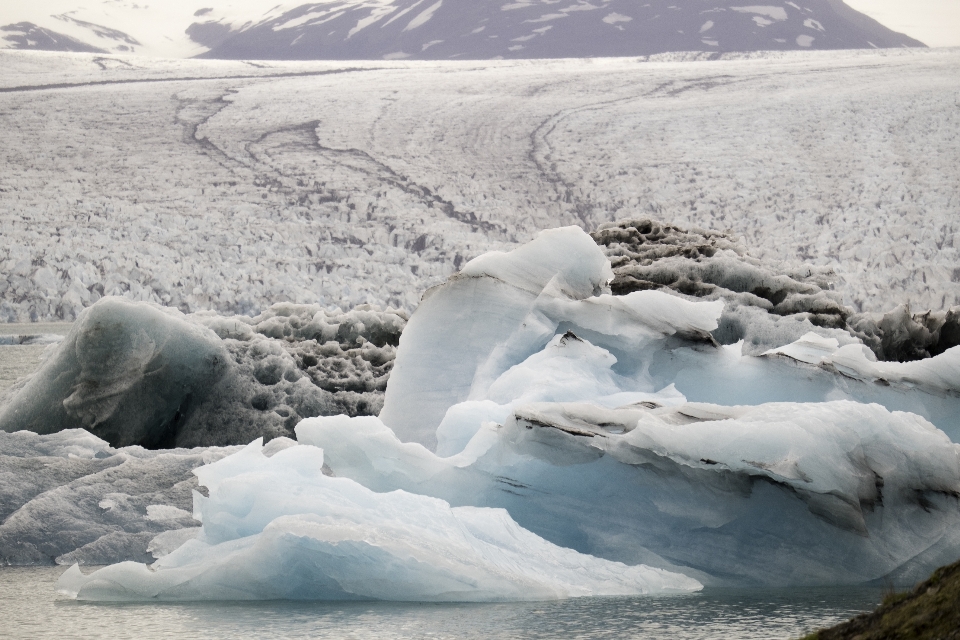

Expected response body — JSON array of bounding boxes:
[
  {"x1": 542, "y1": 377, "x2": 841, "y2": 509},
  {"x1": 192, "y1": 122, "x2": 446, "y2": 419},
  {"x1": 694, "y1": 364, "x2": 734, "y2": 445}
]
[{"x1": 2, "y1": 567, "x2": 884, "y2": 639}]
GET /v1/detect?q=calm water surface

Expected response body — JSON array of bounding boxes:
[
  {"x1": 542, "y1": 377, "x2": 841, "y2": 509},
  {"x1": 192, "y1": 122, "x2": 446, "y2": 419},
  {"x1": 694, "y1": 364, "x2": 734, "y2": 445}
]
[
  {"x1": 1, "y1": 567, "x2": 882, "y2": 640},
  {"x1": 0, "y1": 322, "x2": 71, "y2": 393}
]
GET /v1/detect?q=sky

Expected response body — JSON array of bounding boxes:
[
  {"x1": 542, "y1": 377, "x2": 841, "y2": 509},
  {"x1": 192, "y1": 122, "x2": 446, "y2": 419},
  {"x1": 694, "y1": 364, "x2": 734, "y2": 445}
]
[{"x1": 844, "y1": 0, "x2": 960, "y2": 47}]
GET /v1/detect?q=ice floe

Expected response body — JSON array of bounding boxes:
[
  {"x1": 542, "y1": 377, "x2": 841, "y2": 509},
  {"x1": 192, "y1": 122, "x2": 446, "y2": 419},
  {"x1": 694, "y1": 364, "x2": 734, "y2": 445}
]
[
  {"x1": 57, "y1": 438, "x2": 701, "y2": 601},
  {"x1": 0, "y1": 428, "x2": 240, "y2": 565}
]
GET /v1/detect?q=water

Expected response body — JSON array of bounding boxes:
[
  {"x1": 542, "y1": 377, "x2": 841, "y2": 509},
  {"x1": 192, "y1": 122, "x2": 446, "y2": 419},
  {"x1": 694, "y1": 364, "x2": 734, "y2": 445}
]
[
  {"x1": 0, "y1": 323, "x2": 71, "y2": 393},
  {"x1": 0, "y1": 567, "x2": 881, "y2": 640}
]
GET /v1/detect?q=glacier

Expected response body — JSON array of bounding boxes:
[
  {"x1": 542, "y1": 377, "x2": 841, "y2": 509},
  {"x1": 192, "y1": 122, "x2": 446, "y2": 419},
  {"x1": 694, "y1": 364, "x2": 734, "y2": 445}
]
[
  {"x1": 52, "y1": 225, "x2": 960, "y2": 600},
  {"x1": 1, "y1": 49, "x2": 958, "y2": 323}
]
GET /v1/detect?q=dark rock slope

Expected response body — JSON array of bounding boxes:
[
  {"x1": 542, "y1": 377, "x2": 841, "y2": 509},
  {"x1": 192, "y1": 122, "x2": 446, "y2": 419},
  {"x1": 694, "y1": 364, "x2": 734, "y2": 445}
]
[
  {"x1": 198, "y1": 0, "x2": 924, "y2": 60},
  {"x1": 803, "y1": 558, "x2": 960, "y2": 640},
  {"x1": 1, "y1": 0, "x2": 924, "y2": 58}
]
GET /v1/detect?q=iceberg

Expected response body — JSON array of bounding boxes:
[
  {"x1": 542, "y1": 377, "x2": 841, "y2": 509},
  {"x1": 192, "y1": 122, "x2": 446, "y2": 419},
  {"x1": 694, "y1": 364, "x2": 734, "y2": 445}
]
[
  {"x1": 0, "y1": 298, "x2": 405, "y2": 448},
  {"x1": 328, "y1": 226, "x2": 960, "y2": 586},
  {"x1": 57, "y1": 438, "x2": 701, "y2": 601},
  {"x1": 47, "y1": 225, "x2": 960, "y2": 597}
]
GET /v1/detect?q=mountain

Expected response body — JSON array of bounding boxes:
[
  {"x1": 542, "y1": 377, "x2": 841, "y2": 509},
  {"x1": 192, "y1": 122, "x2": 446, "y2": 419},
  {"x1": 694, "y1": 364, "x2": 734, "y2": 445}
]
[{"x1": 0, "y1": 0, "x2": 925, "y2": 60}]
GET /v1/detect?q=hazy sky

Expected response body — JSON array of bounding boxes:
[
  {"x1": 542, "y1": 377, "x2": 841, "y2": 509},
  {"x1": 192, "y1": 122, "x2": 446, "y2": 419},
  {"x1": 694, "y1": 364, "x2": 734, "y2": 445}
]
[{"x1": 845, "y1": 0, "x2": 960, "y2": 47}]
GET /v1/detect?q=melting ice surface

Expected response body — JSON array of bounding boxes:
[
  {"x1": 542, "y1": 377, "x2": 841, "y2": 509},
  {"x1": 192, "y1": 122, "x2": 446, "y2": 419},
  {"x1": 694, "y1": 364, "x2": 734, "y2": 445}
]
[{"x1": 59, "y1": 226, "x2": 960, "y2": 600}]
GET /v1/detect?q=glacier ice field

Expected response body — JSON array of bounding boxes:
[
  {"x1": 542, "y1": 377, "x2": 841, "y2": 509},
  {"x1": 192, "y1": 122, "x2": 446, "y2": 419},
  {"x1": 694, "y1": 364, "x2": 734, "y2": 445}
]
[{"x1": 0, "y1": 47, "x2": 958, "y2": 321}]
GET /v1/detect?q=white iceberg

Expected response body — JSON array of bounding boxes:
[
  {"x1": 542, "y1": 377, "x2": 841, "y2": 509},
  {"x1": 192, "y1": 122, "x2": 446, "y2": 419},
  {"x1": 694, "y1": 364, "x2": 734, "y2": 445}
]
[
  {"x1": 57, "y1": 439, "x2": 701, "y2": 601},
  {"x1": 331, "y1": 226, "x2": 960, "y2": 585}
]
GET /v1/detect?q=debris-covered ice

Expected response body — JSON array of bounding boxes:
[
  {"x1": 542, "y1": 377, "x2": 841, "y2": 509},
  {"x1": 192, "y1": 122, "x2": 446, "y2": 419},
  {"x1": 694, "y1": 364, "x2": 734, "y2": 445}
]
[{"x1": 593, "y1": 219, "x2": 960, "y2": 362}]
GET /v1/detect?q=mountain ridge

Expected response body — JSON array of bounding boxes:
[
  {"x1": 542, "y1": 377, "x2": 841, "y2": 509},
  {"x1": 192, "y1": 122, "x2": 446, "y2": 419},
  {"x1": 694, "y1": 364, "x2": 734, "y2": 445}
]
[{"x1": 1, "y1": 0, "x2": 925, "y2": 60}]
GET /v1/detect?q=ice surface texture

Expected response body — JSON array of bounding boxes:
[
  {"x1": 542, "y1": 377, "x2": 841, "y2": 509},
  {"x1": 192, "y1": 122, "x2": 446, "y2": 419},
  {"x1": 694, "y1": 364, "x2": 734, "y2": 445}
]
[
  {"x1": 0, "y1": 297, "x2": 404, "y2": 448},
  {"x1": 0, "y1": 49, "x2": 957, "y2": 322},
  {"x1": 0, "y1": 428, "x2": 239, "y2": 565},
  {"x1": 56, "y1": 438, "x2": 701, "y2": 601}
]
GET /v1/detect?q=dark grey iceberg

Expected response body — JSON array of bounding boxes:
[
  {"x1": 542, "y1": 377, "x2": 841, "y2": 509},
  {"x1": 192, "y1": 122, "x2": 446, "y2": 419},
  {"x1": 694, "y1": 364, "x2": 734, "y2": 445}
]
[{"x1": 0, "y1": 297, "x2": 405, "y2": 449}]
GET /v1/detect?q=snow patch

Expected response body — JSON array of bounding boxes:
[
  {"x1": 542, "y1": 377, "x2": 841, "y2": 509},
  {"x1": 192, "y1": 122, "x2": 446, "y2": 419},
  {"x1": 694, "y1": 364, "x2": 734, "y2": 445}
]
[
  {"x1": 404, "y1": 0, "x2": 443, "y2": 32},
  {"x1": 731, "y1": 6, "x2": 789, "y2": 21},
  {"x1": 602, "y1": 13, "x2": 633, "y2": 24}
]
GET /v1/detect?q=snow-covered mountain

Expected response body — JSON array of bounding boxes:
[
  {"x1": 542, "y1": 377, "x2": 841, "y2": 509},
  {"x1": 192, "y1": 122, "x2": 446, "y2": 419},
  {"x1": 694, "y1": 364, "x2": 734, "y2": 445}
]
[{"x1": 0, "y1": 0, "x2": 924, "y2": 60}]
